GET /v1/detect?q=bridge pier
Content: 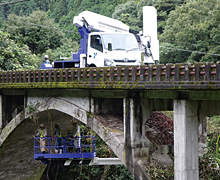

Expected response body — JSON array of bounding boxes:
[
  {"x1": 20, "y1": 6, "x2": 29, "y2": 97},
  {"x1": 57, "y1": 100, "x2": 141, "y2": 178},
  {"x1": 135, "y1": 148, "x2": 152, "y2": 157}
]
[
  {"x1": 174, "y1": 100, "x2": 199, "y2": 180},
  {"x1": 123, "y1": 97, "x2": 152, "y2": 179}
]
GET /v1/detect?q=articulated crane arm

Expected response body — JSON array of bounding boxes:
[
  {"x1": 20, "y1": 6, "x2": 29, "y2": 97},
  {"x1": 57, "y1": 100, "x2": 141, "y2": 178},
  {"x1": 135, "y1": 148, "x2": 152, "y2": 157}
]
[{"x1": 73, "y1": 11, "x2": 129, "y2": 33}]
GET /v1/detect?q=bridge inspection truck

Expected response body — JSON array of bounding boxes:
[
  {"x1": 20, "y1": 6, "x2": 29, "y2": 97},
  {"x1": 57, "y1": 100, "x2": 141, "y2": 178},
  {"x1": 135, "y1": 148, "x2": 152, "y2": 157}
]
[{"x1": 41, "y1": 6, "x2": 159, "y2": 69}]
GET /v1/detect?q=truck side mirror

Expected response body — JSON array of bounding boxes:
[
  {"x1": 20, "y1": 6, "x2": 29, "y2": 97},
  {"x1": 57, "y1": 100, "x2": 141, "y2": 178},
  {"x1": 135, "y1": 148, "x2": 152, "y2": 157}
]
[{"x1": 108, "y1": 43, "x2": 112, "y2": 51}]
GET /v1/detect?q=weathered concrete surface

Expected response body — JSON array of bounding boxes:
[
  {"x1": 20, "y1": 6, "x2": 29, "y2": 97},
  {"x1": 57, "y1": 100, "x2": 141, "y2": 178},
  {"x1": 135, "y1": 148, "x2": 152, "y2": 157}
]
[
  {"x1": 174, "y1": 100, "x2": 199, "y2": 180},
  {"x1": 0, "y1": 109, "x2": 74, "y2": 180},
  {"x1": 0, "y1": 118, "x2": 45, "y2": 180},
  {"x1": 198, "y1": 118, "x2": 207, "y2": 156},
  {"x1": 0, "y1": 112, "x2": 25, "y2": 147}
]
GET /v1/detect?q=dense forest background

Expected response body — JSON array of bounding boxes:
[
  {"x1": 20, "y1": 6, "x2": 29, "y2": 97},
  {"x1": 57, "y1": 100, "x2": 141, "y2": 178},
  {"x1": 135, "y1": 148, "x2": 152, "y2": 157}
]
[
  {"x1": 1, "y1": 0, "x2": 220, "y2": 179},
  {"x1": 1, "y1": 0, "x2": 220, "y2": 71}
]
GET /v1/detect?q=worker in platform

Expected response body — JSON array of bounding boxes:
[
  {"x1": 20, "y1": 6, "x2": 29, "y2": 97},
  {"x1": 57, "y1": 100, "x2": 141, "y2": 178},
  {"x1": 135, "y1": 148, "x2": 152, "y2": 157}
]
[
  {"x1": 71, "y1": 118, "x2": 81, "y2": 151},
  {"x1": 35, "y1": 123, "x2": 47, "y2": 153},
  {"x1": 45, "y1": 55, "x2": 50, "y2": 64},
  {"x1": 53, "y1": 123, "x2": 62, "y2": 153}
]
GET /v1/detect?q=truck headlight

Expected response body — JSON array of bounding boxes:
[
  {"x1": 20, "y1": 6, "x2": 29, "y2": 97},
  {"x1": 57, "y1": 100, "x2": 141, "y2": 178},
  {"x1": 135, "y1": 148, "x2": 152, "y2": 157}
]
[{"x1": 104, "y1": 58, "x2": 114, "y2": 66}]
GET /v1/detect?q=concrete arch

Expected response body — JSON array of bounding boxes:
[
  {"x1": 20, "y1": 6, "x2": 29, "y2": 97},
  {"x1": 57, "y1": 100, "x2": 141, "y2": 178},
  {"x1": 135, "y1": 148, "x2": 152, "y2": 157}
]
[{"x1": 1, "y1": 97, "x2": 125, "y2": 165}]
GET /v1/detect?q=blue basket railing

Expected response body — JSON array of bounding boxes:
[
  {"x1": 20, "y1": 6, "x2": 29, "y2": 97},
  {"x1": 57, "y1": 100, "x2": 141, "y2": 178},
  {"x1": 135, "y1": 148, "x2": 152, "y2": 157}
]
[{"x1": 34, "y1": 136, "x2": 96, "y2": 161}]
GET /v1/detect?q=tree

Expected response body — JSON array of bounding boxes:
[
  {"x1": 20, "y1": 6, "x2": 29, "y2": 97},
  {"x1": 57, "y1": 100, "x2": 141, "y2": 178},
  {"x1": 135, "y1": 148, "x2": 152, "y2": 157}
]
[
  {"x1": 0, "y1": 30, "x2": 39, "y2": 71},
  {"x1": 112, "y1": 0, "x2": 158, "y2": 31},
  {"x1": 155, "y1": 0, "x2": 181, "y2": 34},
  {"x1": 159, "y1": 0, "x2": 220, "y2": 64},
  {"x1": 49, "y1": 0, "x2": 68, "y2": 23},
  {"x1": 3, "y1": 0, "x2": 50, "y2": 17},
  {"x1": 44, "y1": 38, "x2": 79, "y2": 63},
  {"x1": 4, "y1": 10, "x2": 65, "y2": 54}
]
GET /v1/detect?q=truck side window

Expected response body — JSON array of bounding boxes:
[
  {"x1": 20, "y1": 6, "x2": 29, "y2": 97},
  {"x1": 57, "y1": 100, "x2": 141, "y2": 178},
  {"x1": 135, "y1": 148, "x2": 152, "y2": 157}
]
[{"x1": 91, "y1": 35, "x2": 103, "y2": 52}]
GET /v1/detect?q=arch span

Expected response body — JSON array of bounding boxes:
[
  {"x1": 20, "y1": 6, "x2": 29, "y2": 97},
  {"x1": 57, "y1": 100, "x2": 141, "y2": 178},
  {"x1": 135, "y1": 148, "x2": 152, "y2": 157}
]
[{"x1": 1, "y1": 97, "x2": 125, "y2": 165}]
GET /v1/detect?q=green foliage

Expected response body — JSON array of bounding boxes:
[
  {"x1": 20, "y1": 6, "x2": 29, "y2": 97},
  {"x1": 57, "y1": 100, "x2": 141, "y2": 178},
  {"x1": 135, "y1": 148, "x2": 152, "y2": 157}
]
[
  {"x1": 3, "y1": 10, "x2": 65, "y2": 55},
  {"x1": 199, "y1": 152, "x2": 220, "y2": 179},
  {"x1": 198, "y1": 116, "x2": 220, "y2": 179},
  {"x1": 49, "y1": 0, "x2": 68, "y2": 23},
  {"x1": 43, "y1": 38, "x2": 79, "y2": 63},
  {"x1": 155, "y1": 0, "x2": 182, "y2": 34},
  {"x1": 0, "y1": 0, "x2": 50, "y2": 17},
  {"x1": 112, "y1": 0, "x2": 158, "y2": 31},
  {"x1": 0, "y1": 30, "x2": 39, "y2": 71},
  {"x1": 160, "y1": 0, "x2": 220, "y2": 64},
  {"x1": 148, "y1": 162, "x2": 174, "y2": 180}
]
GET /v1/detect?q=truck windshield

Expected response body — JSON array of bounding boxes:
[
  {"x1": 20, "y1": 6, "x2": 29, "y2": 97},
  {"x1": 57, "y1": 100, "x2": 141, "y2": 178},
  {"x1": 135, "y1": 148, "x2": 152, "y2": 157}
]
[{"x1": 102, "y1": 34, "x2": 139, "y2": 51}]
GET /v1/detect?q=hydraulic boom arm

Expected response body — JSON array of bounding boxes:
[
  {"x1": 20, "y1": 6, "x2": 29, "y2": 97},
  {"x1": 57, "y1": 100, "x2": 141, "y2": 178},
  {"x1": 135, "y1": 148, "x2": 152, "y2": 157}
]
[{"x1": 73, "y1": 11, "x2": 129, "y2": 33}]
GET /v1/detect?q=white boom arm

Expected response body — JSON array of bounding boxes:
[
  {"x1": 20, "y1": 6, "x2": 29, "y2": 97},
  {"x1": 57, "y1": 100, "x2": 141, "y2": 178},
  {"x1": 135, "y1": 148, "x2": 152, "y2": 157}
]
[{"x1": 73, "y1": 11, "x2": 129, "y2": 33}]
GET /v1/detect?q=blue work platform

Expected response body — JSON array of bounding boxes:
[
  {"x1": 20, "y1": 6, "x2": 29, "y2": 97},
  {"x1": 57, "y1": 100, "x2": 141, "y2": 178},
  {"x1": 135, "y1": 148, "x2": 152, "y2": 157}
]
[{"x1": 34, "y1": 136, "x2": 96, "y2": 164}]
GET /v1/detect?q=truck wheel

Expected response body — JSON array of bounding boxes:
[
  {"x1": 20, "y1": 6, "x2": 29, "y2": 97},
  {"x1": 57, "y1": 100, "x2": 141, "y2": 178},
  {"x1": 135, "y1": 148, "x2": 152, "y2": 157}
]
[{"x1": 89, "y1": 64, "x2": 96, "y2": 67}]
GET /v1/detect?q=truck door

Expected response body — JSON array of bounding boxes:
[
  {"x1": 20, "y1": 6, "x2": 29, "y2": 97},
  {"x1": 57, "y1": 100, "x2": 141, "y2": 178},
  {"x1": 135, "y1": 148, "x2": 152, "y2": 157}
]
[{"x1": 87, "y1": 35, "x2": 104, "y2": 67}]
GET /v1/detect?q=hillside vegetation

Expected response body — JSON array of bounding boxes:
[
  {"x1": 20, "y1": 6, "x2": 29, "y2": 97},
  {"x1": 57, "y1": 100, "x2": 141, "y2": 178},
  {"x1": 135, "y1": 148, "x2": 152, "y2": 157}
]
[{"x1": 1, "y1": 0, "x2": 220, "y2": 71}]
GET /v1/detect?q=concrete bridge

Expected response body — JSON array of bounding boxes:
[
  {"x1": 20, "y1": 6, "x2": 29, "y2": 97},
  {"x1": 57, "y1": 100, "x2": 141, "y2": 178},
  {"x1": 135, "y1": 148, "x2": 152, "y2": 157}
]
[{"x1": 0, "y1": 62, "x2": 220, "y2": 180}]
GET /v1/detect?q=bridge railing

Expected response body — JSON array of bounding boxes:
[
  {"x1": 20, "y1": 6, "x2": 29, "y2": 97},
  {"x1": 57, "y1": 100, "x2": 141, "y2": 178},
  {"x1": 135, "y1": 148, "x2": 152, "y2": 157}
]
[{"x1": 1, "y1": 62, "x2": 220, "y2": 83}]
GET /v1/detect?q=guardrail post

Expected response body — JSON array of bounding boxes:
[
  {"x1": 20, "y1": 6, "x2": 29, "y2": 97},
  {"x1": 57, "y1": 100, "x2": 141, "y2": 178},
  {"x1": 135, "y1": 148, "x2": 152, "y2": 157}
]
[
  {"x1": 147, "y1": 65, "x2": 152, "y2": 82},
  {"x1": 47, "y1": 70, "x2": 51, "y2": 82},
  {"x1": 18, "y1": 71, "x2": 21, "y2": 83},
  {"x1": 117, "y1": 67, "x2": 121, "y2": 81},
  {"x1": 95, "y1": 68, "x2": 100, "y2": 82},
  {"x1": 131, "y1": 66, "x2": 137, "y2": 82},
  {"x1": 37, "y1": 71, "x2": 41, "y2": 82},
  {"x1": 166, "y1": 64, "x2": 173, "y2": 81},
  {"x1": 14, "y1": 72, "x2": 18, "y2": 83},
  {"x1": 22, "y1": 71, "x2": 25, "y2": 83},
  {"x1": 184, "y1": 63, "x2": 190, "y2": 81},
  {"x1": 77, "y1": 69, "x2": 81, "y2": 82},
  {"x1": 174, "y1": 64, "x2": 180, "y2": 81},
  {"x1": 89, "y1": 68, "x2": 93, "y2": 82},
  {"x1": 110, "y1": 67, "x2": 114, "y2": 82},
  {"x1": 139, "y1": 66, "x2": 144, "y2": 82},
  {"x1": 195, "y1": 63, "x2": 200, "y2": 81},
  {"x1": 124, "y1": 67, "x2": 129, "y2": 82},
  {"x1": 27, "y1": 71, "x2": 31, "y2": 83},
  {"x1": 1, "y1": 72, "x2": 5, "y2": 83},
  {"x1": 6, "y1": 72, "x2": 9, "y2": 83},
  {"x1": 156, "y1": 65, "x2": 162, "y2": 81},
  {"x1": 70, "y1": 69, "x2": 74, "y2": 82},
  {"x1": 205, "y1": 62, "x2": 211, "y2": 81}
]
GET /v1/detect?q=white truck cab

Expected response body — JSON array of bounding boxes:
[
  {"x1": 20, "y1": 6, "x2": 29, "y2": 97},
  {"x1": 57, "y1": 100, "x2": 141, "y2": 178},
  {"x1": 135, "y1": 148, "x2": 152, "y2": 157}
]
[{"x1": 87, "y1": 32, "x2": 141, "y2": 67}]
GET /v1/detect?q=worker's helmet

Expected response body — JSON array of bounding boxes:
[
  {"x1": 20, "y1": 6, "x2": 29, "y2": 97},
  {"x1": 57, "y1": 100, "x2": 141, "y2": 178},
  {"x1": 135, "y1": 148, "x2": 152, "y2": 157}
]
[
  {"x1": 45, "y1": 55, "x2": 49, "y2": 58},
  {"x1": 55, "y1": 123, "x2": 59, "y2": 126},
  {"x1": 71, "y1": 118, "x2": 77, "y2": 125},
  {"x1": 40, "y1": 123, "x2": 44, "y2": 128}
]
